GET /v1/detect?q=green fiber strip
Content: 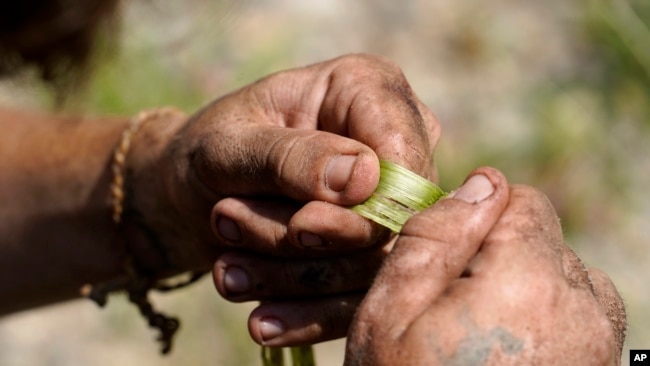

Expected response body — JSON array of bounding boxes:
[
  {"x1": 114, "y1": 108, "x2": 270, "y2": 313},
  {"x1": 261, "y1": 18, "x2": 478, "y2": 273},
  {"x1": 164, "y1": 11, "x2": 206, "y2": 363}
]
[{"x1": 351, "y1": 160, "x2": 446, "y2": 232}]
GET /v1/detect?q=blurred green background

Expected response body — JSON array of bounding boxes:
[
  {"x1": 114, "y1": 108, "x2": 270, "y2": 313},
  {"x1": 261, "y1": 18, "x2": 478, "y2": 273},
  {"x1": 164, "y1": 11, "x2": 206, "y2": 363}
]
[{"x1": 0, "y1": 0, "x2": 648, "y2": 365}]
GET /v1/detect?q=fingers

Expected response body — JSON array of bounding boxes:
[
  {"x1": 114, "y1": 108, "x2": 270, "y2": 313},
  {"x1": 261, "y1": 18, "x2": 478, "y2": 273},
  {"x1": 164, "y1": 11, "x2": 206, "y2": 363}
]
[
  {"x1": 212, "y1": 197, "x2": 385, "y2": 254},
  {"x1": 213, "y1": 249, "x2": 384, "y2": 302},
  {"x1": 202, "y1": 124, "x2": 387, "y2": 254},
  {"x1": 211, "y1": 197, "x2": 299, "y2": 253},
  {"x1": 351, "y1": 167, "x2": 509, "y2": 341},
  {"x1": 213, "y1": 249, "x2": 385, "y2": 346},
  {"x1": 248, "y1": 294, "x2": 364, "y2": 346},
  {"x1": 187, "y1": 54, "x2": 440, "y2": 256}
]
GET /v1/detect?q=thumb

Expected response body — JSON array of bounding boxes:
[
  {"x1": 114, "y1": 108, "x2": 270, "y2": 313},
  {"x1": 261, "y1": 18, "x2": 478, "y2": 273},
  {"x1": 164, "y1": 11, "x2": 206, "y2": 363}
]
[
  {"x1": 199, "y1": 124, "x2": 380, "y2": 205},
  {"x1": 350, "y1": 167, "x2": 510, "y2": 342},
  {"x1": 257, "y1": 126, "x2": 380, "y2": 204}
]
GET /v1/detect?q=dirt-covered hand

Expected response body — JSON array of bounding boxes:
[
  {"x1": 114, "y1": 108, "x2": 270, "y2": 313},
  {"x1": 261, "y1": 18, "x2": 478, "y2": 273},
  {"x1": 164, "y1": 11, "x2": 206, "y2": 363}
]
[
  {"x1": 128, "y1": 53, "x2": 439, "y2": 272},
  {"x1": 125, "y1": 54, "x2": 440, "y2": 345},
  {"x1": 345, "y1": 167, "x2": 626, "y2": 365}
]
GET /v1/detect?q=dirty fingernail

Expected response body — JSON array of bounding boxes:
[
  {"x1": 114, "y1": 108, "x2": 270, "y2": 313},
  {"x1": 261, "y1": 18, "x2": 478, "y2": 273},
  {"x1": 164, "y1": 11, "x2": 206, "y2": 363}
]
[
  {"x1": 326, "y1": 155, "x2": 357, "y2": 192},
  {"x1": 217, "y1": 216, "x2": 241, "y2": 242},
  {"x1": 260, "y1": 317, "x2": 285, "y2": 341},
  {"x1": 451, "y1": 174, "x2": 494, "y2": 203},
  {"x1": 224, "y1": 266, "x2": 251, "y2": 294},
  {"x1": 300, "y1": 232, "x2": 323, "y2": 247}
]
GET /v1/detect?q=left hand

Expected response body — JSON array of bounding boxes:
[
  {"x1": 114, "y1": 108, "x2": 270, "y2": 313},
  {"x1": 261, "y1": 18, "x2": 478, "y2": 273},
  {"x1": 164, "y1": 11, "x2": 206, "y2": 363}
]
[{"x1": 127, "y1": 54, "x2": 440, "y2": 344}]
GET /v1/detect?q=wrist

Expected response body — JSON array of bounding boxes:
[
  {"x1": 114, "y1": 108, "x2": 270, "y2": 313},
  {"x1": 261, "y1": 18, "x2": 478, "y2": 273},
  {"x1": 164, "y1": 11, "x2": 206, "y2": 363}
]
[
  {"x1": 116, "y1": 108, "x2": 189, "y2": 275},
  {"x1": 119, "y1": 107, "x2": 217, "y2": 275},
  {"x1": 84, "y1": 107, "x2": 209, "y2": 355}
]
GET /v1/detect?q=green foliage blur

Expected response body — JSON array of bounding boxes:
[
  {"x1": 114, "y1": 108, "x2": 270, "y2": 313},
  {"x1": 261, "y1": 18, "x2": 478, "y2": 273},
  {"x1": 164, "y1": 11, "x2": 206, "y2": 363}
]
[{"x1": 459, "y1": 0, "x2": 650, "y2": 237}]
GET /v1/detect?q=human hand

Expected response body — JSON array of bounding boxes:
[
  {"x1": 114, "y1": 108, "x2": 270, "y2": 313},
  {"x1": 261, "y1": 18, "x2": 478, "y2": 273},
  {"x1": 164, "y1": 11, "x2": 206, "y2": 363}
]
[
  {"x1": 125, "y1": 54, "x2": 439, "y2": 342},
  {"x1": 133, "y1": 53, "x2": 438, "y2": 266},
  {"x1": 345, "y1": 167, "x2": 626, "y2": 365}
]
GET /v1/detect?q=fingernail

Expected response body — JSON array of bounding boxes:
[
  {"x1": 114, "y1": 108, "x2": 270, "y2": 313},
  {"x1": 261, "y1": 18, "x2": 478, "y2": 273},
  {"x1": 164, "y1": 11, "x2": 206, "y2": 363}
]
[
  {"x1": 224, "y1": 266, "x2": 251, "y2": 293},
  {"x1": 300, "y1": 232, "x2": 323, "y2": 247},
  {"x1": 260, "y1": 317, "x2": 285, "y2": 341},
  {"x1": 326, "y1": 155, "x2": 357, "y2": 192},
  {"x1": 217, "y1": 216, "x2": 241, "y2": 242},
  {"x1": 451, "y1": 174, "x2": 494, "y2": 203}
]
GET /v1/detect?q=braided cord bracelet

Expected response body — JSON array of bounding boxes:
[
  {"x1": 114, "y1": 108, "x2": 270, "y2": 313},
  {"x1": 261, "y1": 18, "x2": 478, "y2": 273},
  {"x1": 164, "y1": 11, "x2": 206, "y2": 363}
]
[
  {"x1": 82, "y1": 107, "x2": 205, "y2": 355},
  {"x1": 108, "y1": 108, "x2": 169, "y2": 224}
]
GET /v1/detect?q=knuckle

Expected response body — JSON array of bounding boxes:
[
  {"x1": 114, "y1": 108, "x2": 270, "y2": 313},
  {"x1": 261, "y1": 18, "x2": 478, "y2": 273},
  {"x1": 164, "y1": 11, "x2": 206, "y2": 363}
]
[
  {"x1": 561, "y1": 246, "x2": 591, "y2": 289},
  {"x1": 266, "y1": 131, "x2": 300, "y2": 181},
  {"x1": 505, "y1": 184, "x2": 563, "y2": 239},
  {"x1": 266, "y1": 131, "x2": 320, "y2": 193},
  {"x1": 334, "y1": 53, "x2": 406, "y2": 83}
]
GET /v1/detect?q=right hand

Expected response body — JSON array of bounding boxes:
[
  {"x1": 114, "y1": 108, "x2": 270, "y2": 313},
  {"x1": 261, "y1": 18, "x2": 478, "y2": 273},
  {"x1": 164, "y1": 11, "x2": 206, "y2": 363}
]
[{"x1": 345, "y1": 167, "x2": 626, "y2": 365}]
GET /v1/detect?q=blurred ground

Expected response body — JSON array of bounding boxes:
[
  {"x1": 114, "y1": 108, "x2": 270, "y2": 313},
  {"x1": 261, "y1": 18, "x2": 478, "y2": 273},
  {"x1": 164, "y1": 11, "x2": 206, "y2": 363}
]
[{"x1": 1, "y1": 0, "x2": 648, "y2": 365}]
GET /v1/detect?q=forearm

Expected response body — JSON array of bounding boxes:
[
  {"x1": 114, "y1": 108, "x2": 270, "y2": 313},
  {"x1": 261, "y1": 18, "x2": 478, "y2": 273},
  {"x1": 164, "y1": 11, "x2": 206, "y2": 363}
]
[{"x1": 0, "y1": 107, "x2": 129, "y2": 314}]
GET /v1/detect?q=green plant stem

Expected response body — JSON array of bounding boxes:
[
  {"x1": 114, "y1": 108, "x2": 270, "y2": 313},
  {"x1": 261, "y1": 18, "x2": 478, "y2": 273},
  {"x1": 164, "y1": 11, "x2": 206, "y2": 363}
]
[
  {"x1": 261, "y1": 346, "x2": 284, "y2": 366},
  {"x1": 261, "y1": 345, "x2": 316, "y2": 366},
  {"x1": 290, "y1": 345, "x2": 316, "y2": 366}
]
